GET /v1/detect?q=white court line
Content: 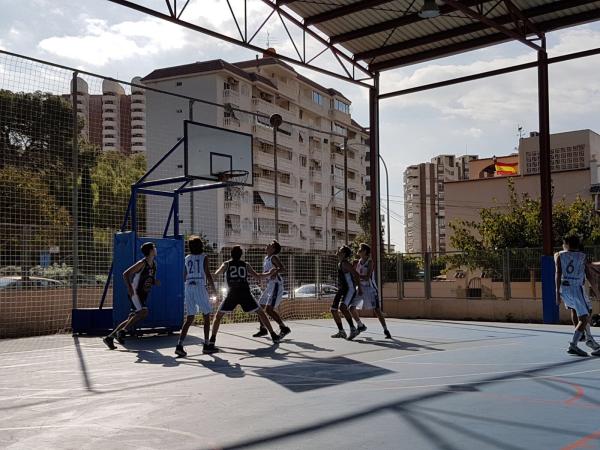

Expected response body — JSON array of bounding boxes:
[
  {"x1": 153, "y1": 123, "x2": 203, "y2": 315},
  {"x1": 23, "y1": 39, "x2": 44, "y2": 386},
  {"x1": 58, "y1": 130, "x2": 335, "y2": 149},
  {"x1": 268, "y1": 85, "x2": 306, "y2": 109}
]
[{"x1": 371, "y1": 341, "x2": 519, "y2": 364}]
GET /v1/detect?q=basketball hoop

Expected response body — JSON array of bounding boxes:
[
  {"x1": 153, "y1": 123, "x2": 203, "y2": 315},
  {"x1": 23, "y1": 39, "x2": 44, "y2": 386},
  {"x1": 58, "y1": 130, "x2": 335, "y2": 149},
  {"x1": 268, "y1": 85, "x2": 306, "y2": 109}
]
[{"x1": 217, "y1": 169, "x2": 249, "y2": 200}]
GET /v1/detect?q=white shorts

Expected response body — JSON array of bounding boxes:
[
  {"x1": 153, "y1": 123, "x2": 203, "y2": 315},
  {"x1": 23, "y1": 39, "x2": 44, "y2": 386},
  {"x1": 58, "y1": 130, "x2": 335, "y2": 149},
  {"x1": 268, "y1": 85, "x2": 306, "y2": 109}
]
[
  {"x1": 561, "y1": 285, "x2": 590, "y2": 317},
  {"x1": 259, "y1": 279, "x2": 284, "y2": 308},
  {"x1": 357, "y1": 283, "x2": 380, "y2": 310},
  {"x1": 185, "y1": 283, "x2": 212, "y2": 316}
]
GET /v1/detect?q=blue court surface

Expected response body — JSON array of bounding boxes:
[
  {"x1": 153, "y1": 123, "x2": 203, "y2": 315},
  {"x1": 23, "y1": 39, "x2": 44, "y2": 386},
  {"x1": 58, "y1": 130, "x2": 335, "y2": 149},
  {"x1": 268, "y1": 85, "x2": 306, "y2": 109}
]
[{"x1": 1, "y1": 319, "x2": 600, "y2": 450}]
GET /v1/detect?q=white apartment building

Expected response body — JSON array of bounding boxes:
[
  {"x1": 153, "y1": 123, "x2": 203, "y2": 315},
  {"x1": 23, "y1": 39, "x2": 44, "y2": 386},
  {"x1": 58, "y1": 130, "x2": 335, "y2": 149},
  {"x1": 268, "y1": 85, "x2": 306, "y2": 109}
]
[
  {"x1": 404, "y1": 154, "x2": 477, "y2": 253},
  {"x1": 141, "y1": 56, "x2": 369, "y2": 251},
  {"x1": 72, "y1": 76, "x2": 146, "y2": 154}
]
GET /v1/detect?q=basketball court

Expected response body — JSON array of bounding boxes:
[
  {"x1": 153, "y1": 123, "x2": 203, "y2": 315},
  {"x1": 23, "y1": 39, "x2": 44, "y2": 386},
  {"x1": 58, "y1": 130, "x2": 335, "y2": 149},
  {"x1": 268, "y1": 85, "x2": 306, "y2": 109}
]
[{"x1": 2, "y1": 319, "x2": 600, "y2": 450}]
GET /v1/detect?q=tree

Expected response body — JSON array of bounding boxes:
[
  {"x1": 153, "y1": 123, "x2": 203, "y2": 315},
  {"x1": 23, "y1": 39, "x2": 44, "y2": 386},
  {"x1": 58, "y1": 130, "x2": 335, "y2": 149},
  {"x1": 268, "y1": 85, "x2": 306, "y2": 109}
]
[
  {"x1": 0, "y1": 167, "x2": 71, "y2": 268},
  {"x1": 91, "y1": 151, "x2": 147, "y2": 230},
  {"x1": 448, "y1": 178, "x2": 600, "y2": 271},
  {"x1": 351, "y1": 200, "x2": 385, "y2": 253}
]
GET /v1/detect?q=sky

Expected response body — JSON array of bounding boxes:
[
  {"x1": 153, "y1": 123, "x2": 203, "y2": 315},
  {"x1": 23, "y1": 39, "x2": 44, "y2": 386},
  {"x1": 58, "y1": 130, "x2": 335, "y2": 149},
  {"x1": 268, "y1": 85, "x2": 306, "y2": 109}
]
[{"x1": 2, "y1": 0, "x2": 600, "y2": 251}]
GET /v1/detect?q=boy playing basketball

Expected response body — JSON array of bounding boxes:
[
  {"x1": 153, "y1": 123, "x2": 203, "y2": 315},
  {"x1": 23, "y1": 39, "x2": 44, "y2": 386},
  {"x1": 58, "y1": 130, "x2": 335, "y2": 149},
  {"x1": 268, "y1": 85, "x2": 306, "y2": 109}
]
[
  {"x1": 253, "y1": 240, "x2": 291, "y2": 339},
  {"x1": 207, "y1": 246, "x2": 281, "y2": 353},
  {"x1": 350, "y1": 243, "x2": 392, "y2": 339},
  {"x1": 555, "y1": 234, "x2": 600, "y2": 357},
  {"x1": 330, "y1": 245, "x2": 362, "y2": 340},
  {"x1": 175, "y1": 236, "x2": 216, "y2": 357},
  {"x1": 103, "y1": 242, "x2": 160, "y2": 350}
]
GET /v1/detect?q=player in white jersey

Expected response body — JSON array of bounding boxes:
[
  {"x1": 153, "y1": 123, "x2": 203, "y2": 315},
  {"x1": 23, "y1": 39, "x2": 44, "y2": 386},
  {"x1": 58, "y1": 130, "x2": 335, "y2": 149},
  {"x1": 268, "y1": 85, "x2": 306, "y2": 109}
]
[
  {"x1": 350, "y1": 243, "x2": 392, "y2": 339},
  {"x1": 175, "y1": 236, "x2": 216, "y2": 357},
  {"x1": 254, "y1": 241, "x2": 291, "y2": 338},
  {"x1": 555, "y1": 234, "x2": 600, "y2": 357}
]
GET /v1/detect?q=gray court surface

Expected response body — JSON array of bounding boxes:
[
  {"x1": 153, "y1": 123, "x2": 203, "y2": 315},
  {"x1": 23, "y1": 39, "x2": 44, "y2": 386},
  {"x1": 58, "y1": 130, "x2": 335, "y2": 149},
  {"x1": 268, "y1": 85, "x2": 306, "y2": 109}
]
[{"x1": 2, "y1": 319, "x2": 600, "y2": 450}]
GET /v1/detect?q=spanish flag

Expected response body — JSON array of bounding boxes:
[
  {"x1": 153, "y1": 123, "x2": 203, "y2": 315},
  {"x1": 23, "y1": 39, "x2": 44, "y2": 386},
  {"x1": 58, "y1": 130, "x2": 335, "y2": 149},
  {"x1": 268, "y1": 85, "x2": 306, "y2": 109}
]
[{"x1": 495, "y1": 161, "x2": 518, "y2": 175}]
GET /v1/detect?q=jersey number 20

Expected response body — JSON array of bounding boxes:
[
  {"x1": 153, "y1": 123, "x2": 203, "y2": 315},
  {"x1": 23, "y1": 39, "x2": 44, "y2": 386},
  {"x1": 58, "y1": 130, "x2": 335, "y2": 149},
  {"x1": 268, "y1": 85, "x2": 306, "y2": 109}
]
[{"x1": 229, "y1": 266, "x2": 246, "y2": 279}]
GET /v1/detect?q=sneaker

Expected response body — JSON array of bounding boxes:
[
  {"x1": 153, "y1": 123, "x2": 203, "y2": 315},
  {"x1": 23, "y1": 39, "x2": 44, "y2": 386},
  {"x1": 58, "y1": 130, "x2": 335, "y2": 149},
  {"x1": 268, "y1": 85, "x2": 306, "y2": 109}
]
[
  {"x1": 591, "y1": 348, "x2": 600, "y2": 357},
  {"x1": 585, "y1": 339, "x2": 600, "y2": 351},
  {"x1": 271, "y1": 333, "x2": 281, "y2": 344},
  {"x1": 115, "y1": 330, "x2": 127, "y2": 345},
  {"x1": 568, "y1": 343, "x2": 589, "y2": 357},
  {"x1": 357, "y1": 324, "x2": 367, "y2": 334},
  {"x1": 253, "y1": 328, "x2": 268, "y2": 338},
  {"x1": 279, "y1": 326, "x2": 291, "y2": 338},
  {"x1": 384, "y1": 329, "x2": 392, "y2": 339},
  {"x1": 102, "y1": 336, "x2": 116, "y2": 350},
  {"x1": 331, "y1": 330, "x2": 347, "y2": 339},
  {"x1": 347, "y1": 328, "x2": 360, "y2": 341},
  {"x1": 175, "y1": 345, "x2": 187, "y2": 357},
  {"x1": 204, "y1": 343, "x2": 218, "y2": 354}
]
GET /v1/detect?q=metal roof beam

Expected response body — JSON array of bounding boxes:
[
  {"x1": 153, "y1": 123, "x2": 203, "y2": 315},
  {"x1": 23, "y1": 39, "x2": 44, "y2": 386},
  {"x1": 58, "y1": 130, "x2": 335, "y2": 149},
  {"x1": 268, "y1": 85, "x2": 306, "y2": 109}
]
[
  {"x1": 502, "y1": 0, "x2": 541, "y2": 38},
  {"x1": 442, "y1": 0, "x2": 542, "y2": 51},
  {"x1": 356, "y1": 0, "x2": 594, "y2": 60},
  {"x1": 304, "y1": 0, "x2": 393, "y2": 27},
  {"x1": 330, "y1": 0, "x2": 482, "y2": 44},
  {"x1": 371, "y1": 6, "x2": 600, "y2": 72}
]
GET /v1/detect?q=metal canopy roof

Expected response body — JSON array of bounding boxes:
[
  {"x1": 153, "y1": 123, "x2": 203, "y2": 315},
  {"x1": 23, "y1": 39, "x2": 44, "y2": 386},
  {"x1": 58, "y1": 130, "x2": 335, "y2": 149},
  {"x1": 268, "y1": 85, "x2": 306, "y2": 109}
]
[{"x1": 279, "y1": 0, "x2": 600, "y2": 72}]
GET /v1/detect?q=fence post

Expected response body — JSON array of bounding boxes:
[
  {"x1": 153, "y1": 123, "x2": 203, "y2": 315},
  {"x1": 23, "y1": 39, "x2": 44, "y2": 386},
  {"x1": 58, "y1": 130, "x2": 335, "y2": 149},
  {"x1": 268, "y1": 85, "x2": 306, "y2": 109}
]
[
  {"x1": 315, "y1": 254, "x2": 321, "y2": 300},
  {"x1": 397, "y1": 253, "x2": 404, "y2": 299},
  {"x1": 424, "y1": 252, "x2": 432, "y2": 299},
  {"x1": 71, "y1": 71, "x2": 79, "y2": 312},
  {"x1": 503, "y1": 248, "x2": 511, "y2": 300},
  {"x1": 288, "y1": 254, "x2": 294, "y2": 299}
]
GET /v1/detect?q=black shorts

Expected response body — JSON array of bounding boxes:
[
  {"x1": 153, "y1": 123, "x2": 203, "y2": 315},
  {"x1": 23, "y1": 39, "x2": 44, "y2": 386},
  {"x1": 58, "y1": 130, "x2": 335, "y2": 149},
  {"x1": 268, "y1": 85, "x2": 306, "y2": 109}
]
[
  {"x1": 219, "y1": 288, "x2": 260, "y2": 313},
  {"x1": 330, "y1": 287, "x2": 356, "y2": 311},
  {"x1": 129, "y1": 292, "x2": 149, "y2": 312}
]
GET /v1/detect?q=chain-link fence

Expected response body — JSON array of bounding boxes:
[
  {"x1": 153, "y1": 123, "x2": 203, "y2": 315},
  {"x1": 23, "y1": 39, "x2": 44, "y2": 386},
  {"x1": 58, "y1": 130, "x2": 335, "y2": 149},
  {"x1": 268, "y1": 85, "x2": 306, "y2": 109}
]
[{"x1": 0, "y1": 50, "x2": 377, "y2": 338}]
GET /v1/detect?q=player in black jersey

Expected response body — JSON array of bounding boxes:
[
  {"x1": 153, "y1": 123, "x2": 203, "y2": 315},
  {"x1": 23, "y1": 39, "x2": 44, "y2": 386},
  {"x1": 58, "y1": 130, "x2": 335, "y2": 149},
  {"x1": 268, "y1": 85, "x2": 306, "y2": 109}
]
[
  {"x1": 207, "y1": 246, "x2": 281, "y2": 353},
  {"x1": 103, "y1": 242, "x2": 160, "y2": 350}
]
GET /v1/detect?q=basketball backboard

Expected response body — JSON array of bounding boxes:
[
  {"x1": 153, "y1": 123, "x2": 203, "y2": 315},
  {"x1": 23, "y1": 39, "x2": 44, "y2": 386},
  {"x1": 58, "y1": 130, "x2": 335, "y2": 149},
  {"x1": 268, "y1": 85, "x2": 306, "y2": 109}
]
[{"x1": 184, "y1": 120, "x2": 253, "y2": 186}]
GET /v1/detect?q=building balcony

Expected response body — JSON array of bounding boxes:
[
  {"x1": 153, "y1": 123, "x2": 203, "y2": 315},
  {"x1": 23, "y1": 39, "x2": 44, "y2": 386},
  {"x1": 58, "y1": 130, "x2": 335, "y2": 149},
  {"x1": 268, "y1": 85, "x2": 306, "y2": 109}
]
[
  {"x1": 103, "y1": 111, "x2": 117, "y2": 119},
  {"x1": 309, "y1": 192, "x2": 322, "y2": 205},
  {"x1": 131, "y1": 119, "x2": 145, "y2": 128},
  {"x1": 224, "y1": 199, "x2": 241, "y2": 213},
  {"x1": 223, "y1": 89, "x2": 240, "y2": 105},
  {"x1": 309, "y1": 216, "x2": 323, "y2": 227},
  {"x1": 251, "y1": 98, "x2": 294, "y2": 123},
  {"x1": 252, "y1": 123, "x2": 273, "y2": 142},
  {"x1": 131, "y1": 110, "x2": 146, "y2": 119},
  {"x1": 131, "y1": 144, "x2": 146, "y2": 153},
  {"x1": 224, "y1": 228, "x2": 242, "y2": 238},
  {"x1": 309, "y1": 140, "x2": 322, "y2": 154},
  {"x1": 254, "y1": 203, "x2": 297, "y2": 222},
  {"x1": 309, "y1": 169, "x2": 322, "y2": 182},
  {"x1": 254, "y1": 178, "x2": 296, "y2": 197},
  {"x1": 329, "y1": 108, "x2": 352, "y2": 125},
  {"x1": 309, "y1": 238, "x2": 324, "y2": 250},
  {"x1": 223, "y1": 117, "x2": 241, "y2": 128}
]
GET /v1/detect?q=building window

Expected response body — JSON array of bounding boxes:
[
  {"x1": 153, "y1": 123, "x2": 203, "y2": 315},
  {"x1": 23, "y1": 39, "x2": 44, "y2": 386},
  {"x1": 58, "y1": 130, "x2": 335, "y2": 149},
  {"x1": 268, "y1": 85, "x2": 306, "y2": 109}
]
[
  {"x1": 333, "y1": 123, "x2": 347, "y2": 136},
  {"x1": 312, "y1": 91, "x2": 324, "y2": 106},
  {"x1": 333, "y1": 99, "x2": 350, "y2": 114},
  {"x1": 300, "y1": 155, "x2": 307, "y2": 167},
  {"x1": 176, "y1": 81, "x2": 182, "y2": 86}
]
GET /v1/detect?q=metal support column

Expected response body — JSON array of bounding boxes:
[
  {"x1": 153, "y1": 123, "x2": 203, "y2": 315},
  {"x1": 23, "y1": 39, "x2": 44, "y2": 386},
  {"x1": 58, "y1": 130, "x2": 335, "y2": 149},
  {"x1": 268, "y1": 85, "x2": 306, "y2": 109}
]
[
  {"x1": 189, "y1": 100, "x2": 195, "y2": 233},
  {"x1": 538, "y1": 35, "x2": 558, "y2": 324},
  {"x1": 379, "y1": 154, "x2": 390, "y2": 254},
  {"x1": 271, "y1": 114, "x2": 282, "y2": 241},
  {"x1": 369, "y1": 73, "x2": 383, "y2": 302},
  {"x1": 343, "y1": 137, "x2": 349, "y2": 244},
  {"x1": 71, "y1": 71, "x2": 79, "y2": 311}
]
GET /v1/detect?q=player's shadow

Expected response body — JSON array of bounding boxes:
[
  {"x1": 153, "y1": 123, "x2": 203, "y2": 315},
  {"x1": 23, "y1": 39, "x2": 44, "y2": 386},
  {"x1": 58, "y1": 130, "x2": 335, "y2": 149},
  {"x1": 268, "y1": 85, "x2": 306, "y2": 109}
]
[
  {"x1": 281, "y1": 340, "x2": 335, "y2": 353},
  {"x1": 133, "y1": 348, "x2": 180, "y2": 367},
  {"x1": 119, "y1": 334, "x2": 204, "y2": 351},
  {"x1": 196, "y1": 354, "x2": 246, "y2": 378},
  {"x1": 355, "y1": 336, "x2": 441, "y2": 352}
]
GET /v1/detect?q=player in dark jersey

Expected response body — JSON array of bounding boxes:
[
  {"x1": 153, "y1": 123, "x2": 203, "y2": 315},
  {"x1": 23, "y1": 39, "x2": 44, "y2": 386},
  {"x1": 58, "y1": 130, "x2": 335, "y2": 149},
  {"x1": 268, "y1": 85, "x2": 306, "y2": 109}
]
[
  {"x1": 330, "y1": 245, "x2": 362, "y2": 340},
  {"x1": 207, "y1": 246, "x2": 281, "y2": 353},
  {"x1": 103, "y1": 242, "x2": 160, "y2": 350}
]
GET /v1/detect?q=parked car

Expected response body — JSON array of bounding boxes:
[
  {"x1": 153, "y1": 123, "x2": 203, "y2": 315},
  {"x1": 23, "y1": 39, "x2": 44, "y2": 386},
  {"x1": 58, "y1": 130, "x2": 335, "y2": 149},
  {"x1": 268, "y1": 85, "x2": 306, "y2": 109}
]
[
  {"x1": 284, "y1": 283, "x2": 338, "y2": 299},
  {"x1": 0, "y1": 276, "x2": 63, "y2": 289}
]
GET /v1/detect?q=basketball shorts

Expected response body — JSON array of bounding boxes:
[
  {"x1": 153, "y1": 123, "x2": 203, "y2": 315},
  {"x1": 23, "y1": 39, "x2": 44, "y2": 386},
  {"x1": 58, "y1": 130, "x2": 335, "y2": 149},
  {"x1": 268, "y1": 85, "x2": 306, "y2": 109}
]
[
  {"x1": 357, "y1": 283, "x2": 380, "y2": 310},
  {"x1": 259, "y1": 279, "x2": 284, "y2": 308},
  {"x1": 129, "y1": 293, "x2": 149, "y2": 312},
  {"x1": 560, "y1": 285, "x2": 590, "y2": 317},
  {"x1": 219, "y1": 288, "x2": 260, "y2": 313},
  {"x1": 185, "y1": 282, "x2": 212, "y2": 315},
  {"x1": 331, "y1": 286, "x2": 358, "y2": 311}
]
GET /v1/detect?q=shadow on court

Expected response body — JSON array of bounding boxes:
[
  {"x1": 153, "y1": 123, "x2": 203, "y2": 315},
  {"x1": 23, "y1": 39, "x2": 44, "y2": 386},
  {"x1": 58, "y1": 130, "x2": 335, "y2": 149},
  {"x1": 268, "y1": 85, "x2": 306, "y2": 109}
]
[{"x1": 213, "y1": 358, "x2": 592, "y2": 450}]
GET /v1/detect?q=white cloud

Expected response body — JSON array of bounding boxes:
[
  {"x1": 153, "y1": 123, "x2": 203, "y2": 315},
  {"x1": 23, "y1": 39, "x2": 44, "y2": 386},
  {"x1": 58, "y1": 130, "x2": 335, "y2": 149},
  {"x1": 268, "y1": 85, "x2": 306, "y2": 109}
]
[
  {"x1": 38, "y1": 17, "x2": 192, "y2": 66},
  {"x1": 452, "y1": 127, "x2": 483, "y2": 138}
]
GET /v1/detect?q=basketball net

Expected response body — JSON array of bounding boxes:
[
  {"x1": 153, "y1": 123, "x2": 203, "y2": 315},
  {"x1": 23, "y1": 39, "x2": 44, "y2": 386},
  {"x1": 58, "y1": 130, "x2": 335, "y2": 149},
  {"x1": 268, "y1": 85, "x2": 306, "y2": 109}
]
[{"x1": 217, "y1": 169, "x2": 249, "y2": 200}]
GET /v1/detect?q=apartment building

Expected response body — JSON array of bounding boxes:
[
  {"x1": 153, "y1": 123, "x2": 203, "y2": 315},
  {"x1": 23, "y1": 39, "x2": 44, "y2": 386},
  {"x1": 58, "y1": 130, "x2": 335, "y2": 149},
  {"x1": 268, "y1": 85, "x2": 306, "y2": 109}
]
[
  {"x1": 444, "y1": 129, "x2": 600, "y2": 250},
  {"x1": 404, "y1": 154, "x2": 477, "y2": 253},
  {"x1": 72, "y1": 76, "x2": 146, "y2": 153},
  {"x1": 141, "y1": 55, "x2": 369, "y2": 251}
]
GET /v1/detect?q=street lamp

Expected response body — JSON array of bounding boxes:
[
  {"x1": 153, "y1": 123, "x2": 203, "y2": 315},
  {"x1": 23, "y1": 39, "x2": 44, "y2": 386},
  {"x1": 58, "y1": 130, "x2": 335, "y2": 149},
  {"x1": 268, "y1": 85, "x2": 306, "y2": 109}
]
[
  {"x1": 379, "y1": 154, "x2": 391, "y2": 254},
  {"x1": 270, "y1": 113, "x2": 282, "y2": 240},
  {"x1": 325, "y1": 188, "x2": 344, "y2": 253}
]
